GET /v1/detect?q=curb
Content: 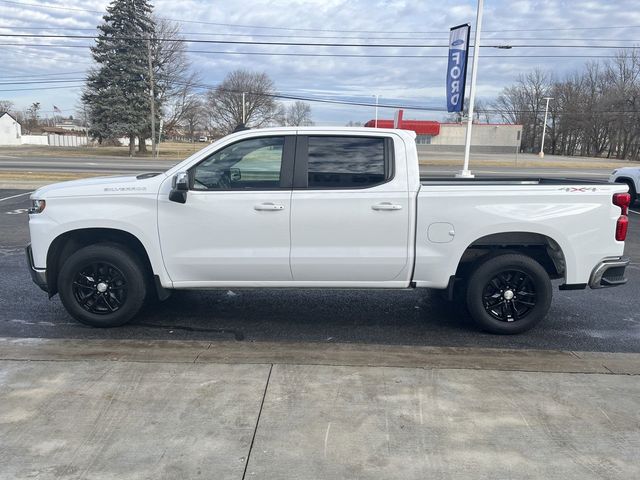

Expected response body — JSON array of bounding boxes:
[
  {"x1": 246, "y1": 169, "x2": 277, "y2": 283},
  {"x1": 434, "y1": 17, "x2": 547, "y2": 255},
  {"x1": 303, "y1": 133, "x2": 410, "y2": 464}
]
[{"x1": 2, "y1": 337, "x2": 639, "y2": 375}]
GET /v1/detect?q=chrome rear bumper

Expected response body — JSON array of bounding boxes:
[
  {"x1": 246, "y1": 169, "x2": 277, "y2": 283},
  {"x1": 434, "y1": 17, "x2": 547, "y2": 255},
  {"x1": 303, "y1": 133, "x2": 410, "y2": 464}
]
[{"x1": 589, "y1": 257, "x2": 630, "y2": 289}]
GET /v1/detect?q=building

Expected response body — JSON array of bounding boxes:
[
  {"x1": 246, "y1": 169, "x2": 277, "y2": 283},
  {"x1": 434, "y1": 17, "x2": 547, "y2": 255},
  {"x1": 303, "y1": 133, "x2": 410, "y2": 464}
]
[
  {"x1": 364, "y1": 118, "x2": 522, "y2": 154},
  {"x1": 0, "y1": 112, "x2": 22, "y2": 146},
  {"x1": 54, "y1": 119, "x2": 87, "y2": 133}
]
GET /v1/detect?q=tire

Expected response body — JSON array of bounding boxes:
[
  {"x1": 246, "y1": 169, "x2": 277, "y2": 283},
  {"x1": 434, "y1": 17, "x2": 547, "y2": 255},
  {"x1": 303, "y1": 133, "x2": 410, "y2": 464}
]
[
  {"x1": 465, "y1": 253, "x2": 552, "y2": 334},
  {"x1": 625, "y1": 181, "x2": 637, "y2": 207},
  {"x1": 57, "y1": 243, "x2": 147, "y2": 327},
  {"x1": 617, "y1": 180, "x2": 637, "y2": 207}
]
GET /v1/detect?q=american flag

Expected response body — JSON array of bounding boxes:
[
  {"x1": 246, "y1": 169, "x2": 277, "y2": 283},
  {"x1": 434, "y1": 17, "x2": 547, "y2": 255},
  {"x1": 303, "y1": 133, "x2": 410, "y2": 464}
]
[{"x1": 53, "y1": 105, "x2": 62, "y2": 113}]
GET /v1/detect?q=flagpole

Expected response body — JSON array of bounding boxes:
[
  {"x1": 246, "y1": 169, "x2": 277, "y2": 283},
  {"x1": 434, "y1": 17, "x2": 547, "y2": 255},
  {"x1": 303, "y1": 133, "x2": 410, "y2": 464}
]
[{"x1": 457, "y1": 0, "x2": 484, "y2": 178}]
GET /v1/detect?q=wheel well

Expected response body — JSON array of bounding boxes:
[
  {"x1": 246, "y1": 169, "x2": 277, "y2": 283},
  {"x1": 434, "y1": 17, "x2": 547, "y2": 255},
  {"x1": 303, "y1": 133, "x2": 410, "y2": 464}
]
[
  {"x1": 615, "y1": 177, "x2": 637, "y2": 195},
  {"x1": 455, "y1": 232, "x2": 566, "y2": 281},
  {"x1": 46, "y1": 228, "x2": 154, "y2": 297}
]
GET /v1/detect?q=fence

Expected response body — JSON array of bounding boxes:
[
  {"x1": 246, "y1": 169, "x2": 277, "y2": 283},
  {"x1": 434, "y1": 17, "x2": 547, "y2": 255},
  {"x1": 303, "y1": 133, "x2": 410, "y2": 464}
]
[
  {"x1": 47, "y1": 134, "x2": 88, "y2": 147},
  {"x1": 20, "y1": 135, "x2": 48, "y2": 145}
]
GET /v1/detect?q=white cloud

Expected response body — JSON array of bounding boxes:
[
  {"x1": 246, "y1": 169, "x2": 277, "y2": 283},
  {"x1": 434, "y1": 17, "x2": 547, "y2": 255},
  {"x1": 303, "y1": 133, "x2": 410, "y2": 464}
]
[{"x1": 0, "y1": 0, "x2": 635, "y2": 124}]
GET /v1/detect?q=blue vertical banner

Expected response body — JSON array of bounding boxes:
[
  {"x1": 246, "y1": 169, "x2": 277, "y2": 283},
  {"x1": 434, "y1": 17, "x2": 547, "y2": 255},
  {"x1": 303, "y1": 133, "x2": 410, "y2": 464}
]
[{"x1": 446, "y1": 23, "x2": 471, "y2": 113}]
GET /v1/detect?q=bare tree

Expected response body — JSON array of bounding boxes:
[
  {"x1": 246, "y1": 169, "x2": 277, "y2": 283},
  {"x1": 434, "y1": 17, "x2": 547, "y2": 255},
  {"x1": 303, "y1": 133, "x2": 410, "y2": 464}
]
[
  {"x1": 162, "y1": 72, "x2": 203, "y2": 138},
  {"x1": 138, "y1": 17, "x2": 200, "y2": 151},
  {"x1": 181, "y1": 96, "x2": 205, "y2": 141},
  {"x1": 446, "y1": 97, "x2": 492, "y2": 123},
  {"x1": 493, "y1": 69, "x2": 552, "y2": 152},
  {"x1": 23, "y1": 102, "x2": 41, "y2": 133},
  {"x1": 282, "y1": 101, "x2": 313, "y2": 126},
  {"x1": 205, "y1": 70, "x2": 280, "y2": 134},
  {"x1": 493, "y1": 50, "x2": 640, "y2": 160},
  {"x1": 0, "y1": 100, "x2": 14, "y2": 113}
]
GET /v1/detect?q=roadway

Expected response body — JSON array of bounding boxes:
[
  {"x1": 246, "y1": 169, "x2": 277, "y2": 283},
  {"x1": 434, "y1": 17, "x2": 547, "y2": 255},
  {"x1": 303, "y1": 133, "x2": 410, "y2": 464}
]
[
  {"x1": 0, "y1": 153, "x2": 616, "y2": 178},
  {"x1": 1, "y1": 188, "x2": 639, "y2": 352},
  {"x1": 0, "y1": 155, "x2": 177, "y2": 174}
]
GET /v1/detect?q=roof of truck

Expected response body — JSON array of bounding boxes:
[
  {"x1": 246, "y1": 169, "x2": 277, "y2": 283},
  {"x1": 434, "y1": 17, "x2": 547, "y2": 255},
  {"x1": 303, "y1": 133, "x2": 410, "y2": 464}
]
[{"x1": 223, "y1": 125, "x2": 417, "y2": 139}]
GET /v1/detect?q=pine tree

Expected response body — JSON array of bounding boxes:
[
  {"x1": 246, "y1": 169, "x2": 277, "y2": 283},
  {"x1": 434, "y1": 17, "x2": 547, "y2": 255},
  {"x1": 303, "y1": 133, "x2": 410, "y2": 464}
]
[{"x1": 82, "y1": 0, "x2": 155, "y2": 156}]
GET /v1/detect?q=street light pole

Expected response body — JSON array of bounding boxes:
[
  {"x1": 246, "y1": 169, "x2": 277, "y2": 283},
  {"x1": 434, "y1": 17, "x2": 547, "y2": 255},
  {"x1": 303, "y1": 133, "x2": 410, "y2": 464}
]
[
  {"x1": 539, "y1": 96, "x2": 553, "y2": 158},
  {"x1": 374, "y1": 94, "x2": 379, "y2": 127},
  {"x1": 146, "y1": 38, "x2": 156, "y2": 159},
  {"x1": 457, "y1": 0, "x2": 484, "y2": 179},
  {"x1": 242, "y1": 92, "x2": 246, "y2": 124}
]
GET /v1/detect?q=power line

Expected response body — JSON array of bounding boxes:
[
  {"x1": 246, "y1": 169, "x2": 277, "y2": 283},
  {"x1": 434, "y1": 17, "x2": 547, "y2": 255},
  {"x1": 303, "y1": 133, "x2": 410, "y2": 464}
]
[
  {"x1": 0, "y1": 84, "x2": 84, "y2": 92},
  {"x1": 0, "y1": 32, "x2": 467, "y2": 47},
  {"x1": 0, "y1": 42, "x2": 630, "y2": 59},
  {"x1": 1, "y1": 24, "x2": 639, "y2": 43},
  {"x1": 4, "y1": 77, "x2": 640, "y2": 117},
  {"x1": 1, "y1": 0, "x2": 640, "y2": 35},
  {"x1": 0, "y1": 78, "x2": 84, "y2": 85},
  {"x1": 1, "y1": 33, "x2": 639, "y2": 50},
  {"x1": 0, "y1": 70, "x2": 87, "y2": 79},
  {"x1": 0, "y1": 0, "x2": 102, "y2": 14}
]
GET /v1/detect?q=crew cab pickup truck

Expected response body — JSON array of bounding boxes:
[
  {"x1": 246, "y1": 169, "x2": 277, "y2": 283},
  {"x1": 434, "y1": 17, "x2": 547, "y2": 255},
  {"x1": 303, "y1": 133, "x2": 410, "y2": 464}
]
[{"x1": 27, "y1": 127, "x2": 631, "y2": 334}]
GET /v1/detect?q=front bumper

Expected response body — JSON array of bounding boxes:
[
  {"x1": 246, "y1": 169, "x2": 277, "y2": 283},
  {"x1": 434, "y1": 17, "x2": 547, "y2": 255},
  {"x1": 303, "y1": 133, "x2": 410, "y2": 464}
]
[
  {"x1": 26, "y1": 244, "x2": 48, "y2": 293},
  {"x1": 589, "y1": 257, "x2": 630, "y2": 289}
]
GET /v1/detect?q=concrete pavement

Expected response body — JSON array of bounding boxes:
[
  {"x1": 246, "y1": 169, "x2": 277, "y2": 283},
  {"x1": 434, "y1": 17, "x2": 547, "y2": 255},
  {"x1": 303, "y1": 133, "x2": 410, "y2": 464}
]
[{"x1": 1, "y1": 338, "x2": 639, "y2": 480}]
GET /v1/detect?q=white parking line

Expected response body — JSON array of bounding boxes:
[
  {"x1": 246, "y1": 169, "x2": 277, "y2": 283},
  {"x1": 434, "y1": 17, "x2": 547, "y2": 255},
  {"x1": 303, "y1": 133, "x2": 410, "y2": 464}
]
[
  {"x1": 0, "y1": 191, "x2": 33, "y2": 203},
  {"x1": 630, "y1": 209, "x2": 640, "y2": 215}
]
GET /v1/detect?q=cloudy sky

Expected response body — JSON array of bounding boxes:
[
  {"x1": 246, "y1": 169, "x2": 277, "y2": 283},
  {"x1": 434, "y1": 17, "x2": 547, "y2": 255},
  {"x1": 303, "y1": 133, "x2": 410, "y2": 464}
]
[{"x1": 2, "y1": 0, "x2": 640, "y2": 125}]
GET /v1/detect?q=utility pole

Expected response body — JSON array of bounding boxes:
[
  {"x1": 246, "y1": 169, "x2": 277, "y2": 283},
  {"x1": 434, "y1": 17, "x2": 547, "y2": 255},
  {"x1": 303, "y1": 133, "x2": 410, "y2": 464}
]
[
  {"x1": 374, "y1": 94, "x2": 379, "y2": 127},
  {"x1": 457, "y1": 0, "x2": 484, "y2": 178},
  {"x1": 242, "y1": 92, "x2": 247, "y2": 124},
  {"x1": 146, "y1": 38, "x2": 156, "y2": 159},
  {"x1": 157, "y1": 119, "x2": 163, "y2": 158},
  {"x1": 539, "y1": 97, "x2": 553, "y2": 158},
  {"x1": 83, "y1": 105, "x2": 89, "y2": 147}
]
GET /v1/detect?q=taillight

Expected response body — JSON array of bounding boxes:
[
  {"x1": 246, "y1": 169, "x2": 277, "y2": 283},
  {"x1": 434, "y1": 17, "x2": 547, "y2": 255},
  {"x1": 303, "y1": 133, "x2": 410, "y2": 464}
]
[
  {"x1": 613, "y1": 192, "x2": 630, "y2": 215},
  {"x1": 616, "y1": 215, "x2": 629, "y2": 241},
  {"x1": 613, "y1": 192, "x2": 630, "y2": 241}
]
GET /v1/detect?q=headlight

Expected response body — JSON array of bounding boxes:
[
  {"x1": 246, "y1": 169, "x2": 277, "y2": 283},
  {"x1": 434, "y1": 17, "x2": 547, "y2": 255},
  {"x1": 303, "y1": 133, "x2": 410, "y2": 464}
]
[
  {"x1": 28, "y1": 199, "x2": 46, "y2": 214},
  {"x1": 611, "y1": 170, "x2": 618, "y2": 175}
]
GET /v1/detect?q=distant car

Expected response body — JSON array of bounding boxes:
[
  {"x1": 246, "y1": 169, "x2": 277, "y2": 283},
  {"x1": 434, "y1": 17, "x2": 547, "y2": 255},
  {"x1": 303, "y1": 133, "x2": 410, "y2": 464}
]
[
  {"x1": 198, "y1": 136, "x2": 208, "y2": 142},
  {"x1": 610, "y1": 167, "x2": 639, "y2": 206}
]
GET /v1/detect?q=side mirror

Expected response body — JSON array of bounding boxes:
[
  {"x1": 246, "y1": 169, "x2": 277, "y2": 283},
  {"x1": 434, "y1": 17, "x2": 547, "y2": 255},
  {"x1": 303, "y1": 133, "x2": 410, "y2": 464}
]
[{"x1": 169, "y1": 172, "x2": 188, "y2": 204}]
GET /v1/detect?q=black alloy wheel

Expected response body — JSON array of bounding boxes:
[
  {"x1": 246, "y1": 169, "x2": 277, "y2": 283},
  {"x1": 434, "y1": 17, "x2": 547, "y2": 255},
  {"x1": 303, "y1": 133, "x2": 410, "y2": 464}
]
[
  {"x1": 465, "y1": 253, "x2": 552, "y2": 334},
  {"x1": 58, "y1": 243, "x2": 147, "y2": 327},
  {"x1": 72, "y1": 261, "x2": 128, "y2": 315},
  {"x1": 481, "y1": 269, "x2": 537, "y2": 323}
]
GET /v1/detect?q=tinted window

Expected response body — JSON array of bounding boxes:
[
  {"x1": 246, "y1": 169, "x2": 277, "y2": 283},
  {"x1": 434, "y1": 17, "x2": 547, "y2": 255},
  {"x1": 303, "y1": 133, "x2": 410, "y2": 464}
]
[
  {"x1": 307, "y1": 136, "x2": 387, "y2": 188},
  {"x1": 192, "y1": 137, "x2": 284, "y2": 190}
]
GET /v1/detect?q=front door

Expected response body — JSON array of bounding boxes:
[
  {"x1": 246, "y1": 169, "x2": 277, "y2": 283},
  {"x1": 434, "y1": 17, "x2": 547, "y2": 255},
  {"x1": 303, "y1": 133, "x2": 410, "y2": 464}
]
[
  {"x1": 290, "y1": 134, "x2": 411, "y2": 283},
  {"x1": 158, "y1": 135, "x2": 295, "y2": 285}
]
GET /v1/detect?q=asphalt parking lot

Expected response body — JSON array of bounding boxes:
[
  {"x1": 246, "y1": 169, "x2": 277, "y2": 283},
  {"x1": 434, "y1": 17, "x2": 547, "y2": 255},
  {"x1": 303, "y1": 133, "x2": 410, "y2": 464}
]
[{"x1": 1, "y1": 188, "x2": 639, "y2": 352}]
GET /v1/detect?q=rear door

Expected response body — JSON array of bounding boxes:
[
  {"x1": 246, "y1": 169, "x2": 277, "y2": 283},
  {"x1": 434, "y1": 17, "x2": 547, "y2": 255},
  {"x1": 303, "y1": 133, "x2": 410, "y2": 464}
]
[{"x1": 290, "y1": 133, "x2": 411, "y2": 284}]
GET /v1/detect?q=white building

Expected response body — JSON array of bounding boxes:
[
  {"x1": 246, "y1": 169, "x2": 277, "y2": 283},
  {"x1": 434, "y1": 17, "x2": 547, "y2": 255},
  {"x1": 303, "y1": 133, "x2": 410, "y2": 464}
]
[{"x1": 0, "y1": 112, "x2": 22, "y2": 146}]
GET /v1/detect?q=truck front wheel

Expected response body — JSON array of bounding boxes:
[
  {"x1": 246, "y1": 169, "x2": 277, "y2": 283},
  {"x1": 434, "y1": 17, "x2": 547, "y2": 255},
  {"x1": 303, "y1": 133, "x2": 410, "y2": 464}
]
[
  {"x1": 57, "y1": 243, "x2": 147, "y2": 327},
  {"x1": 465, "y1": 253, "x2": 552, "y2": 334}
]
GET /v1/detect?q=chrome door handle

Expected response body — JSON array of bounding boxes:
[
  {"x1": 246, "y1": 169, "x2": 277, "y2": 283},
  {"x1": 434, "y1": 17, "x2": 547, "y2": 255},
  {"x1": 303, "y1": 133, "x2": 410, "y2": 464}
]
[
  {"x1": 254, "y1": 203, "x2": 285, "y2": 211},
  {"x1": 372, "y1": 202, "x2": 403, "y2": 211}
]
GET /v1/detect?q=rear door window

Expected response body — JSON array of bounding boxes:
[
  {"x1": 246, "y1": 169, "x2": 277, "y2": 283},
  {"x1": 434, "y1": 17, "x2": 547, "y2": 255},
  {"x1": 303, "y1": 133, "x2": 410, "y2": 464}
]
[{"x1": 305, "y1": 136, "x2": 389, "y2": 188}]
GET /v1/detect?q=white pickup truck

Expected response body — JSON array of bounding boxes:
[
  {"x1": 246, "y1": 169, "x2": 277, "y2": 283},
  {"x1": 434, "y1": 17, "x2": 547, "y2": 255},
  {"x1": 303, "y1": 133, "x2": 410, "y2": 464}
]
[
  {"x1": 610, "y1": 166, "x2": 640, "y2": 206},
  {"x1": 27, "y1": 127, "x2": 631, "y2": 334}
]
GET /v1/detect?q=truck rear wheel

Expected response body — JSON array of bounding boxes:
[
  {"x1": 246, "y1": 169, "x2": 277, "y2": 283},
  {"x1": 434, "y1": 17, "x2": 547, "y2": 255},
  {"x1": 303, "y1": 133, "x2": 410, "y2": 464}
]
[
  {"x1": 465, "y1": 253, "x2": 552, "y2": 334},
  {"x1": 57, "y1": 243, "x2": 147, "y2": 327},
  {"x1": 626, "y1": 181, "x2": 637, "y2": 206}
]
